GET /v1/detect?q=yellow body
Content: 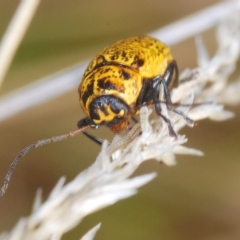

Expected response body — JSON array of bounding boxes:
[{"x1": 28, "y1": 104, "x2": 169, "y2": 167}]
[{"x1": 78, "y1": 36, "x2": 175, "y2": 131}]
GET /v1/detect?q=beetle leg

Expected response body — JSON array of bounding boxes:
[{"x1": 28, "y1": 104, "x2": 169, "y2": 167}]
[
  {"x1": 164, "y1": 60, "x2": 178, "y2": 89},
  {"x1": 159, "y1": 77, "x2": 172, "y2": 110},
  {"x1": 161, "y1": 60, "x2": 178, "y2": 111},
  {"x1": 163, "y1": 61, "x2": 195, "y2": 126},
  {"x1": 136, "y1": 76, "x2": 177, "y2": 138},
  {"x1": 82, "y1": 131, "x2": 104, "y2": 146},
  {"x1": 152, "y1": 78, "x2": 177, "y2": 139},
  {"x1": 78, "y1": 117, "x2": 104, "y2": 146},
  {"x1": 136, "y1": 79, "x2": 152, "y2": 106},
  {"x1": 172, "y1": 109, "x2": 195, "y2": 125}
]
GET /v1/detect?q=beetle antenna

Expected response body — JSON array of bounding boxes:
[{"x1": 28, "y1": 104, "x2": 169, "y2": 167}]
[
  {"x1": 0, "y1": 125, "x2": 90, "y2": 199},
  {"x1": 143, "y1": 100, "x2": 212, "y2": 108}
]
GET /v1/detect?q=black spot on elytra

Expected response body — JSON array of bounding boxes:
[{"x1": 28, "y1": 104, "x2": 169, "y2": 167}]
[
  {"x1": 82, "y1": 81, "x2": 94, "y2": 106},
  {"x1": 122, "y1": 51, "x2": 127, "y2": 58},
  {"x1": 92, "y1": 56, "x2": 109, "y2": 71},
  {"x1": 103, "y1": 67, "x2": 111, "y2": 73},
  {"x1": 110, "y1": 51, "x2": 120, "y2": 61},
  {"x1": 137, "y1": 59, "x2": 144, "y2": 67},
  {"x1": 121, "y1": 70, "x2": 131, "y2": 80}
]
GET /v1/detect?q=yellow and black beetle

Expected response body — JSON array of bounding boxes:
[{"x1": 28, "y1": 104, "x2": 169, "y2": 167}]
[
  {"x1": 0, "y1": 36, "x2": 194, "y2": 197},
  {"x1": 78, "y1": 36, "x2": 191, "y2": 143}
]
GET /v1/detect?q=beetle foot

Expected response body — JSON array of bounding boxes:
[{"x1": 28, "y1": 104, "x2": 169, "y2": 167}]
[{"x1": 168, "y1": 126, "x2": 178, "y2": 140}]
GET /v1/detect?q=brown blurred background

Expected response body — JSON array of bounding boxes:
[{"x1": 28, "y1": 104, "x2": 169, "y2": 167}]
[{"x1": 0, "y1": 0, "x2": 240, "y2": 239}]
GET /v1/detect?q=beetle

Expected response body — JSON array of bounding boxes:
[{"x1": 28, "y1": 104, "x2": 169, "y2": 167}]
[
  {"x1": 0, "y1": 36, "x2": 193, "y2": 198},
  {"x1": 78, "y1": 36, "x2": 192, "y2": 143}
]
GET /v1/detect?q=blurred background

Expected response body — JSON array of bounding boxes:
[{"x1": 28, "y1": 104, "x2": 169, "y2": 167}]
[{"x1": 0, "y1": 0, "x2": 240, "y2": 239}]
